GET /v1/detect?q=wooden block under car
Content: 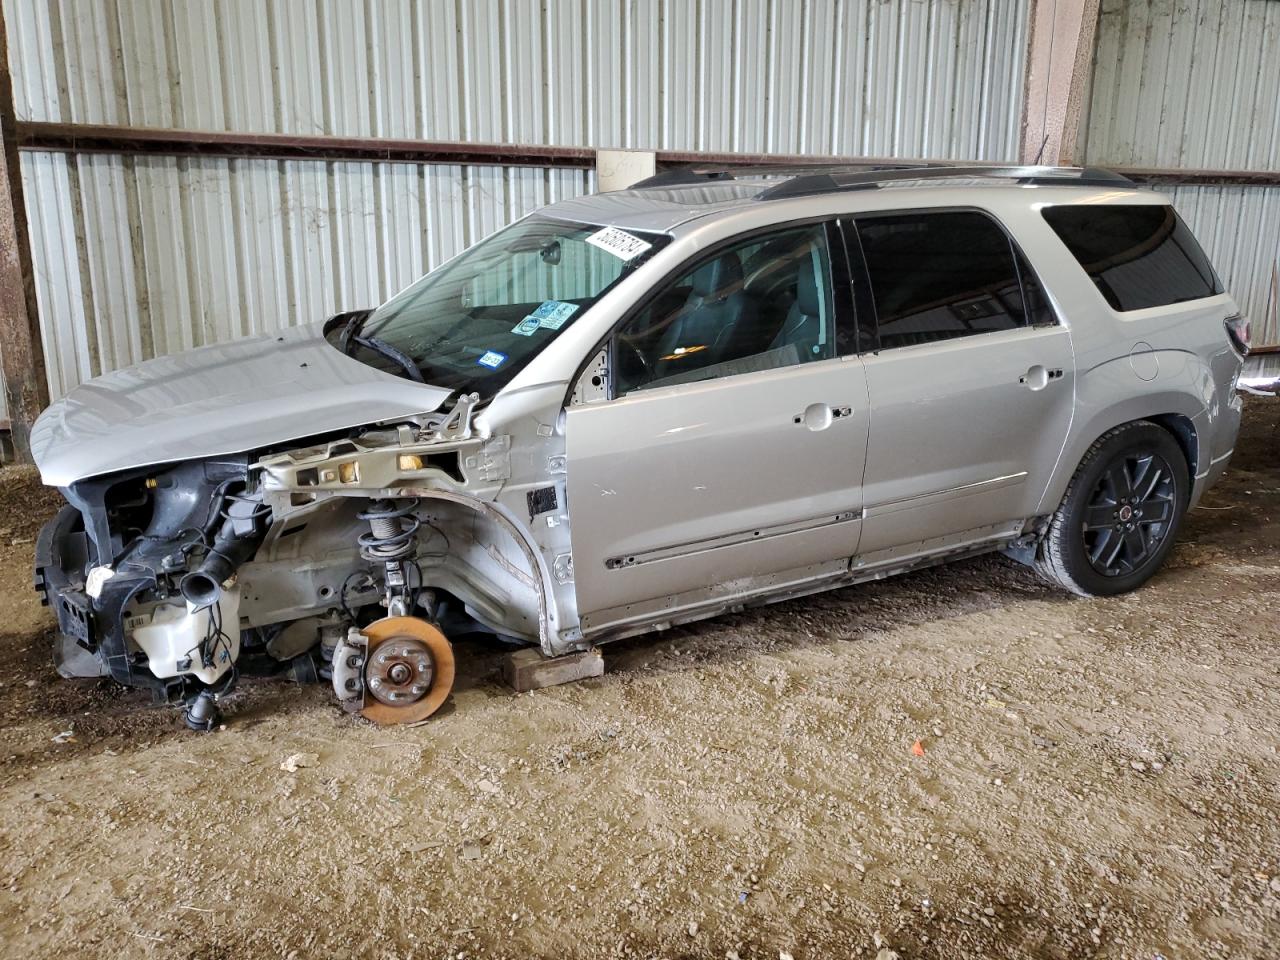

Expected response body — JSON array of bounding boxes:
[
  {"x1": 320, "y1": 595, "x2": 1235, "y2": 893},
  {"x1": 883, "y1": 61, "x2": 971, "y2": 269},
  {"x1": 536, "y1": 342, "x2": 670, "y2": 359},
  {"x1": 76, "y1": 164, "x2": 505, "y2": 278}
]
[{"x1": 501, "y1": 646, "x2": 604, "y2": 692}]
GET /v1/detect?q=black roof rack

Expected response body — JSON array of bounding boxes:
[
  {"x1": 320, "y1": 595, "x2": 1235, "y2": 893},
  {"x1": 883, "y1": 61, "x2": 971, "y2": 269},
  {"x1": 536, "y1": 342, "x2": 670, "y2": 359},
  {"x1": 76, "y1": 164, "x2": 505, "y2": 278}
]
[
  {"x1": 628, "y1": 169, "x2": 735, "y2": 189},
  {"x1": 627, "y1": 163, "x2": 1134, "y2": 198},
  {"x1": 753, "y1": 165, "x2": 1134, "y2": 200}
]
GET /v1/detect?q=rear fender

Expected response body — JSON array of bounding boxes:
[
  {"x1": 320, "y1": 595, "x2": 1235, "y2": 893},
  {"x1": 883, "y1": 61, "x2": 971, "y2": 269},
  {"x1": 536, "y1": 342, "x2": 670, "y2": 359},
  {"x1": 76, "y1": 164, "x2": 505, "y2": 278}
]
[{"x1": 1038, "y1": 351, "x2": 1210, "y2": 514}]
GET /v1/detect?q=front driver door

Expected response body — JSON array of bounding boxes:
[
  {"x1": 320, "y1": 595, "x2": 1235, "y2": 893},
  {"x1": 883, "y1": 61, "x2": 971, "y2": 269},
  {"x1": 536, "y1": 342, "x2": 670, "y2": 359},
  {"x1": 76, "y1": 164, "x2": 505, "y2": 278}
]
[{"x1": 565, "y1": 221, "x2": 870, "y2": 635}]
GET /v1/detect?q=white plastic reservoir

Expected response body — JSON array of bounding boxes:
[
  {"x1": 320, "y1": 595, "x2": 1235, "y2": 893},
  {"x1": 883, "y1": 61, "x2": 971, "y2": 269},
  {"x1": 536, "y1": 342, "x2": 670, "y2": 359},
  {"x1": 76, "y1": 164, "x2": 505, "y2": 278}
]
[{"x1": 131, "y1": 588, "x2": 241, "y2": 685}]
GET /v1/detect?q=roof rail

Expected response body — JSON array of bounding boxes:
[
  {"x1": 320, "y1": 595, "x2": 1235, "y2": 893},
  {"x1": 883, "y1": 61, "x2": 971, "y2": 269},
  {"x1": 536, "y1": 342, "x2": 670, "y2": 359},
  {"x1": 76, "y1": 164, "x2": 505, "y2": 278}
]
[
  {"x1": 628, "y1": 161, "x2": 955, "y2": 190},
  {"x1": 628, "y1": 169, "x2": 735, "y2": 189},
  {"x1": 753, "y1": 165, "x2": 1134, "y2": 200}
]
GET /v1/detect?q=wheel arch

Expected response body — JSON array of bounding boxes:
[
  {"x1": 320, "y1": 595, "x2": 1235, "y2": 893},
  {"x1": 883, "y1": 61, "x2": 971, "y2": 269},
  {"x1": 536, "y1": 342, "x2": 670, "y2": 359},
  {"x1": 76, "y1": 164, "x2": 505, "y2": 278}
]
[
  {"x1": 1147, "y1": 413, "x2": 1199, "y2": 483},
  {"x1": 1038, "y1": 355, "x2": 1209, "y2": 515},
  {"x1": 406, "y1": 490, "x2": 561, "y2": 653}
]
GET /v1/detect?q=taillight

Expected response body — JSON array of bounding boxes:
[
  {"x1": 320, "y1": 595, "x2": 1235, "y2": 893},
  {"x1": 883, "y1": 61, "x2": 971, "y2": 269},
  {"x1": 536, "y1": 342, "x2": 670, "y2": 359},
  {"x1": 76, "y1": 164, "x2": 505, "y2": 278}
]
[{"x1": 1225, "y1": 314, "x2": 1250, "y2": 356}]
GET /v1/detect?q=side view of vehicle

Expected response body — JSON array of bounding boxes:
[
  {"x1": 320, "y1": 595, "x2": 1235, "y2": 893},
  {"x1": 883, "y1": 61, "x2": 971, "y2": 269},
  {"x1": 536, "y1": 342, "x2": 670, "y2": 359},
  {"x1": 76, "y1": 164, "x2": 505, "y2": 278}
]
[{"x1": 31, "y1": 165, "x2": 1246, "y2": 730}]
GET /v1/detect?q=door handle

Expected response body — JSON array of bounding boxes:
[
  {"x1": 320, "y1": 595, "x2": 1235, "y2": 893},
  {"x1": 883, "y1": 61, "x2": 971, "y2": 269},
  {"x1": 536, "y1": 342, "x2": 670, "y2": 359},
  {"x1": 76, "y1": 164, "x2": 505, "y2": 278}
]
[
  {"x1": 1019, "y1": 365, "x2": 1064, "y2": 390},
  {"x1": 793, "y1": 403, "x2": 852, "y2": 430}
]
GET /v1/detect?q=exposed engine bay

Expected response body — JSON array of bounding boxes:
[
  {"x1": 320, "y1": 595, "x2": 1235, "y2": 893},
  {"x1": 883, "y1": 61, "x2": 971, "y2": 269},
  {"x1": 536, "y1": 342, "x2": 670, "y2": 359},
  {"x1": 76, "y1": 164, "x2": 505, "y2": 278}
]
[{"x1": 34, "y1": 393, "x2": 554, "y2": 730}]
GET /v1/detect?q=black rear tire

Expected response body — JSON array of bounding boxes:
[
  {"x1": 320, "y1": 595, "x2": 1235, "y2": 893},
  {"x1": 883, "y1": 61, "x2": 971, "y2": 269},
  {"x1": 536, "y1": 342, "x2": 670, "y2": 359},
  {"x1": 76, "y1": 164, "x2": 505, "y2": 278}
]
[{"x1": 1035, "y1": 421, "x2": 1189, "y2": 597}]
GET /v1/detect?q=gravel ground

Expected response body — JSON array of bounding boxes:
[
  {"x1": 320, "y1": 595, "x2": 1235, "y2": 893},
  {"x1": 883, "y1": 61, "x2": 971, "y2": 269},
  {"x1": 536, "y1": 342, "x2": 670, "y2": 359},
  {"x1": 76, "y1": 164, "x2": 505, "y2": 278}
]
[{"x1": 0, "y1": 400, "x2": 1277, "y2": 960}]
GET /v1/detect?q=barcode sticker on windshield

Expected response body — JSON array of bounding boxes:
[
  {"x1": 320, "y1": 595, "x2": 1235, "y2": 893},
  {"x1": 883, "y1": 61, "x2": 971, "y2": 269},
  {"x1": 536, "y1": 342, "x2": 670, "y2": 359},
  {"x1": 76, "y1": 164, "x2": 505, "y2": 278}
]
[{"x1": 585, "y1": 226, "x2": 652, "y2": 262}]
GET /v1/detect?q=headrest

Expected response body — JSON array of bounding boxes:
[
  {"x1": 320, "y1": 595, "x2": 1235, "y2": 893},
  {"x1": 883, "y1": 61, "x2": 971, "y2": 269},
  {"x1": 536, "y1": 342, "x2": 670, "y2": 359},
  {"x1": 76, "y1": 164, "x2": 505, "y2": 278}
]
[
  {"x1": 690, "y1": 252, "x2": 744, "y2": 301},
  {"x1": 795, "y1": 259, "x2": 821, "y2": 317}
]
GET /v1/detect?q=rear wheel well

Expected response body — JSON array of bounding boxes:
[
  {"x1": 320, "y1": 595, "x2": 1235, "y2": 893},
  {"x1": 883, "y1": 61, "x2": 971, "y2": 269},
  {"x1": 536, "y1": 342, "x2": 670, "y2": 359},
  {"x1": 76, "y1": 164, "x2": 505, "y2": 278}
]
[{"x1": 1147, "y1": 413, "x2": 1198, "y2": 481}]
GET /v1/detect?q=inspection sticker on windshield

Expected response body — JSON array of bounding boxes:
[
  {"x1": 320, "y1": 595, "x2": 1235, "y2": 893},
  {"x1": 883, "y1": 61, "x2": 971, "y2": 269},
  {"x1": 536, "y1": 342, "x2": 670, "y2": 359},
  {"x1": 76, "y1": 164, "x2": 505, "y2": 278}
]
[
  {"x1": 585, "y1": 226, "x2": 652, "y2": 262},
  {"x1": 511, "y1": 317, "x2": 542, "y2": 336},
  {"x1": 476, "y1": 350, "x2": 507, "y2": 369},
  {"x1": 531, "y1": 299, "x2": 579, "y2": 330}
]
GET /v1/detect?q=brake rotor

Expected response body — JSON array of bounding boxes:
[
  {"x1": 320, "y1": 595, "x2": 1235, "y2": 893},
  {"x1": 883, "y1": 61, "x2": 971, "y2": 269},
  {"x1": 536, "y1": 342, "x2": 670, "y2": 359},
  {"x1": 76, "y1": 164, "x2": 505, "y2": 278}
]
[{"x1": 359, "y1": 616, "x2": 455, "y2": 725}]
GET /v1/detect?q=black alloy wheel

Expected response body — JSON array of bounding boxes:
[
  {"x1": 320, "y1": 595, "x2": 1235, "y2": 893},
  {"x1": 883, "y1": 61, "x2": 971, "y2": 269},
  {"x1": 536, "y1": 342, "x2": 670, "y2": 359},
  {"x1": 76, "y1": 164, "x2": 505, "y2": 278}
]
[
  {"x1": 1034, "y1": 421, "x2": 1189, "y2": 597},
  {"x1": 1081, "y1": 451, "x2": 1177, "y2": 578}
]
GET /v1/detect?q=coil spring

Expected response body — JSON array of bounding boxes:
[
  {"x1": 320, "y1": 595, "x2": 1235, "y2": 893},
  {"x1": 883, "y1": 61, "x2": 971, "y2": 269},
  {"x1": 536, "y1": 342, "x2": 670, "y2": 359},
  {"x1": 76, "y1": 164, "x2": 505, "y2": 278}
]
[{"x1": 357, "y1": 499, "x2": 421, "y2": 563}]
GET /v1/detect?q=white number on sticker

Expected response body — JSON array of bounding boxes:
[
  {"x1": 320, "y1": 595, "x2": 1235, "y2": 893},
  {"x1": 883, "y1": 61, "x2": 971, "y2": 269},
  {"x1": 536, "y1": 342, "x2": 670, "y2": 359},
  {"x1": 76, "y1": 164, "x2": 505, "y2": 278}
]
[{"x1": 585, "y1": 226, "x2": 653, "y2": 262}]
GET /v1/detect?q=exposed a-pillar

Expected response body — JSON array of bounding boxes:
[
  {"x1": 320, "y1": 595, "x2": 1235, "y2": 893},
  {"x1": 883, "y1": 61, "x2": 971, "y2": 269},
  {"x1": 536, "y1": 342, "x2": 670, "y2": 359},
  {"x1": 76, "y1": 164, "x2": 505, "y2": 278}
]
[
  {"x1": 1020, "y1": 0, "x2": 1102, "y2": 166},
  {"x1": 0, "y1": 8, "x2": 49, "y2": 462}
]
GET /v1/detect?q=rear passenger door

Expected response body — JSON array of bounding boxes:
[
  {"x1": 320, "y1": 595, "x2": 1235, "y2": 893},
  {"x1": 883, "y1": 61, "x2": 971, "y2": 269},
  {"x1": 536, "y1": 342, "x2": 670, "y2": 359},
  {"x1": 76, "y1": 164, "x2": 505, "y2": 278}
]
[{"x1": 849, "y1": 209, "x2": 1076, "y2": 561}]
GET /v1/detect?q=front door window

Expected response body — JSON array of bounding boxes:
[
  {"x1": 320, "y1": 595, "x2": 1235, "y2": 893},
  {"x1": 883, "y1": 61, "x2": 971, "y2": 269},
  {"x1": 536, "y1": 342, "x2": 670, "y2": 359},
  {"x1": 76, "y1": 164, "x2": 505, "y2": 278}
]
[{"x1": 612, "y1": 223, "x2": 840, "y2": 395}]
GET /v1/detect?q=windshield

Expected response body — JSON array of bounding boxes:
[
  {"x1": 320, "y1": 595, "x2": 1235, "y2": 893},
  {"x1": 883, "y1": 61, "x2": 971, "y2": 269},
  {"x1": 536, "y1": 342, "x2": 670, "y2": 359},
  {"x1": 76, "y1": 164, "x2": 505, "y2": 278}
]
[{"x1": 340, "y1": 216, "x2": 670, "y2": 395}]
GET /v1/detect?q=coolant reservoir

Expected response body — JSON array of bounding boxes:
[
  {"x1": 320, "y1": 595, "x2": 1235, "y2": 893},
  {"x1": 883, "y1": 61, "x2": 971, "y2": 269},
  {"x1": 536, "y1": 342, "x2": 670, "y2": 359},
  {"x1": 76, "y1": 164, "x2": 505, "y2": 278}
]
[{"x1": 131, "y1": 588, "x2": 241, "y2": 685}]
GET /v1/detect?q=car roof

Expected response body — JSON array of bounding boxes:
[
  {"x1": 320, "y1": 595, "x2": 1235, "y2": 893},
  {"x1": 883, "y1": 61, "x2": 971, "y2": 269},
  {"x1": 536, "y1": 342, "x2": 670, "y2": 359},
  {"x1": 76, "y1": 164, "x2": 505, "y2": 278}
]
[
  {"x1": 539, "y1": 180, "x2": 774, "y2": 233},
  {"x1": 536, "y1": 165, "x2": 1166, "y2": 234}
]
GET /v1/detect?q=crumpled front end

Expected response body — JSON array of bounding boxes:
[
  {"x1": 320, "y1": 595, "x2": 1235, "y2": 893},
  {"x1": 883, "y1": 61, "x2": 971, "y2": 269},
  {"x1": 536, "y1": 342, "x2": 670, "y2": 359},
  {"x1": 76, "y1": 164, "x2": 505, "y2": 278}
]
[
  {"x1": 35, "y1": 456, "x2": 270, "y2": 702},
  {"x1": 32, "y1": 383, "x2": 574, "y2": 729}
]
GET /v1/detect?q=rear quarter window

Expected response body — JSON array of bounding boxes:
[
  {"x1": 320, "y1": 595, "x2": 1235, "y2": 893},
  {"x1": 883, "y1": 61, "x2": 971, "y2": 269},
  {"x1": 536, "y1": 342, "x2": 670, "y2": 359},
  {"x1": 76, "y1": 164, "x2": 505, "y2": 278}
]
[{"x1": 1041, "y1": 204, "x2": 1222, "y2": 312}]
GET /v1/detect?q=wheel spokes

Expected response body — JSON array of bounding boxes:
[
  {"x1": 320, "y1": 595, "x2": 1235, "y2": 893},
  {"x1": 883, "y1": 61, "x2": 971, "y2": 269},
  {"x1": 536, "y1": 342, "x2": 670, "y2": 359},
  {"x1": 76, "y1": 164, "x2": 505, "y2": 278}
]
[
  {"x1": 1081, "y1": 449, "x2": 1177, "y2": 578},
  {"x1": 1134, "y1": 458, "x2": 1163, "y2": 502},
  {"x1": 1104, "y1": 461, "x2": 1134, "y2": 502},
  {"x1": 1089, "y1": 528, "x2": 1125, "y2": 569},
  {"x1": 1137, "y1": 496, "x2": 1173, "y2": 525},
  {"x1": 1084, "y1": 503, "x2": 1117, "y2": 531},
  {"x1": 1122, "y1": 528, "x2": 1148, "y2": 568}
]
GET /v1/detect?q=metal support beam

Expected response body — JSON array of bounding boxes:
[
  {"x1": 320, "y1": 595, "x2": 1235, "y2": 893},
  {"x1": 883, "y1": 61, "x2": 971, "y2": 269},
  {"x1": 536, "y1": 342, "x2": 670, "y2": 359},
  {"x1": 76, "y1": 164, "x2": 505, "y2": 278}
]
[
  {"x1": 16, "y1": 121, "x2": 597, "y2": 169},
  {"x1": 17, "y1": 119, "x2": 1280, "y2": 187},
  {"x1": 1020, "y1": 0, "x2": 1101, "y2": 165},
  {"x1": 0, "y1": 13, "x2": 49, "y2": 460}
]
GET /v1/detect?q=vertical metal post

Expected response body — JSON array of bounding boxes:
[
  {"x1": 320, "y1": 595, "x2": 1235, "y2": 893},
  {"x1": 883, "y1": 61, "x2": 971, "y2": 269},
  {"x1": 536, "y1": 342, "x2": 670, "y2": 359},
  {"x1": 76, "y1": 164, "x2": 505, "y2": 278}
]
[
  {"x1": 1020, "y1": 0, "x2": 1102, "y2": 166},
  {"x1": 0, "y1": 7, "x2": 50, "y2": 462},
  {"x1": 596, "y1": 150, "x2": 657, "y2": 191}
]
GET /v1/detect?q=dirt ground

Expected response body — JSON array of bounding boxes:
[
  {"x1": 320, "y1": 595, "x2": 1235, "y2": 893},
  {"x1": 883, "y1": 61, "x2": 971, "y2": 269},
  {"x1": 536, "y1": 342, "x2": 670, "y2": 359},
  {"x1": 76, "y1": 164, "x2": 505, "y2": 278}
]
[{"x1": 0, "y1": 402, "x2": 1278, "y2": 960}]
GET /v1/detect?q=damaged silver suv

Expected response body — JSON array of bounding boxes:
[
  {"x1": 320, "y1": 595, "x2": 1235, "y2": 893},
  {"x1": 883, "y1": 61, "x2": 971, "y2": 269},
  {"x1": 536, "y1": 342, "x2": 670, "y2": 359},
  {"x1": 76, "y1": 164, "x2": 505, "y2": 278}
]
[{"x1": 32, "y1": 165, "x2": 1246, "y2": 729}]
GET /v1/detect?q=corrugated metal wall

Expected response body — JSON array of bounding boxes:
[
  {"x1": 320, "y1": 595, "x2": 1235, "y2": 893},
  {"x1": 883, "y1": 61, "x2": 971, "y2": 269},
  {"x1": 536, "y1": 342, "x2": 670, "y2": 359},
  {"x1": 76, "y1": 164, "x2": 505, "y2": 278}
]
[
  {"x1": 6, "y1": 0, "x2": 1030, "y2": 402},
  {"x1": 1167, "y1": 184, "x2": 1280, "y2": 347},
  {"x1": 9, "y1": 0, "x2": 1027, "y2": 155},
  {"x1": 1084, "y1": 0, "x2": 1280, "y2": 345},
  {"x1": 18, "y1": 153, "x2": 593, "y2": 401}
]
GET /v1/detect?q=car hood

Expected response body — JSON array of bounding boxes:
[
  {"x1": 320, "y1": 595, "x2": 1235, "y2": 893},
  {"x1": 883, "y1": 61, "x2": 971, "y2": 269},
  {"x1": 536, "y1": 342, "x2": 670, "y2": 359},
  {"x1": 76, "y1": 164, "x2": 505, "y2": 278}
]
[{"x1": 32, "y1": 322, "x2": 455, "y2": 486}]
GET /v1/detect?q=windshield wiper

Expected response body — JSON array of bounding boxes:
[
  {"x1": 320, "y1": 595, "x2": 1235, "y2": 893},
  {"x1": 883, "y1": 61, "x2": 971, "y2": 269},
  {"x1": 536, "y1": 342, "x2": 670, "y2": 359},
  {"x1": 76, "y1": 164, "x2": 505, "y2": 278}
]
[
  {"x1": 338, "y1": 309, "x2": 371, "y2": 353},
  {"x1": 352, "y1": 334, "x2": 427, "y2": 383},
  {"x1": 340, "y1": 311, "x2": 426, "y2": 383}
]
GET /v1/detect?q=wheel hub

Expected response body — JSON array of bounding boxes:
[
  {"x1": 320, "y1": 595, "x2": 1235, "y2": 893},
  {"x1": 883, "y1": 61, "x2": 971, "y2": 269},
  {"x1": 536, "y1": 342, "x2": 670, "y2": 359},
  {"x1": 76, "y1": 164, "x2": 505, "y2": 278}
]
[
  {"x1": 357, "y1": 616, "x2": 456, "y2": 725},
  {"x1": 365, "y1": 636, "x2": 435, "y2": 706}
]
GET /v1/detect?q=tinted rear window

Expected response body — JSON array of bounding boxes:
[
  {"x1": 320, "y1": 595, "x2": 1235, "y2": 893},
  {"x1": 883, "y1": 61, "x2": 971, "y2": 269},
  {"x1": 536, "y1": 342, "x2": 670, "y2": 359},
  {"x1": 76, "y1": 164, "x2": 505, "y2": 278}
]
[
  {"x1": 856, "y1": 211, "x2": 1044, "y2": 350},
  {"x1": 1041, "y1": 204, "x2": 1222, "y2": 312}
]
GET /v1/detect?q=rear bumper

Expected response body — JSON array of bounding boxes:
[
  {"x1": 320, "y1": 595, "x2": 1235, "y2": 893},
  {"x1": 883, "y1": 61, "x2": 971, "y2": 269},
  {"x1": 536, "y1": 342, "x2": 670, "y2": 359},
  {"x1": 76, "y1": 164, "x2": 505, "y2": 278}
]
[{"x1": 1191, "y1": 388, "x2": 1242, "y2": 506}]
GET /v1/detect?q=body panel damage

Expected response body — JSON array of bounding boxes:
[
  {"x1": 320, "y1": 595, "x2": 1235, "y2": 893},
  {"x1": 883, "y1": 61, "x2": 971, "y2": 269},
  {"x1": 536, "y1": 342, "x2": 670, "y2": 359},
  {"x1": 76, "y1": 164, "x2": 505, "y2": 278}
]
[{"x1": 28, "y1": 175, "x2": 1245, "y2": 730}]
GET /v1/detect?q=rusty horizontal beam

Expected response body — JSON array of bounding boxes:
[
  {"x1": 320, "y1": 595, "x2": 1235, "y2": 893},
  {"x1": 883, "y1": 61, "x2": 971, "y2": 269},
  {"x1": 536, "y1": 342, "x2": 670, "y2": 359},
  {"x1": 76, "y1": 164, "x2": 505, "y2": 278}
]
[
  {"x1": 14, "y1": 121, "x2": 597, "y2": 168},
  {"x1": 14, "y1": 121, "x2": 1280, "y2": 187},
  {"x1": 1112, "y1": 166, "x2": 1280, "y2": 187},
  {"x1": 651, "y1": 148, "x2": 971, "y2": 170}
]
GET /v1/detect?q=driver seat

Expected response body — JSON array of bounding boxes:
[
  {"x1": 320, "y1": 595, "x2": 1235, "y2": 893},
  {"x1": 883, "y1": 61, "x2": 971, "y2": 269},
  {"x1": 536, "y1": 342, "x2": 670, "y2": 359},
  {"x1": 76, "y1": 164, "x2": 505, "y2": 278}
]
[
  {"x1": 769, "y1": 256, "x2": 824, "y2": 359},
  {"x1": 654, "y1": 252, "x2": 754, "y2": 369}
]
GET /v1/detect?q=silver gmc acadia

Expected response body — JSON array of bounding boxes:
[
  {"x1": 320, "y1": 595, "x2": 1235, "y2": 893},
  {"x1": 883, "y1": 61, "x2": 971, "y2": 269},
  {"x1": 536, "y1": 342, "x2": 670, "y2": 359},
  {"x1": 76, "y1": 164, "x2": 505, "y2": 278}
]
[{"x1": 30, "y1": 165, "x2": 1247, "y2": 729}]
